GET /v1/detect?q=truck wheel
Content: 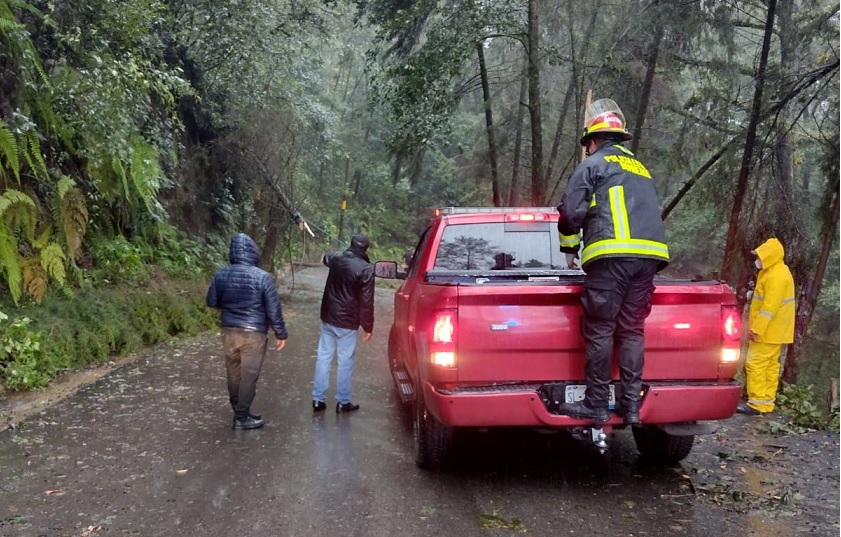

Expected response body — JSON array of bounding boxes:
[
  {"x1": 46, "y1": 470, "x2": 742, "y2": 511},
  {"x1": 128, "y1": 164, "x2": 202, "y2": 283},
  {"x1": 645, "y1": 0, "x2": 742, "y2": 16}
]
[
  {"x1": 413, "y1": 385, "x2": 453, "y2": 469},
  {"x1": 631, "y1": 425, "x2": 694, "y2": 464}
]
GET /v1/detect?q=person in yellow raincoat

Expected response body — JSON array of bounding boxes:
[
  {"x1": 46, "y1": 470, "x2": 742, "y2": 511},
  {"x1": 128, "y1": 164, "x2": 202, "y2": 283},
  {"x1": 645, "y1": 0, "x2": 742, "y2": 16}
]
[{"x1": 737, "y1": 238, "x2": 796, "y2": 415}]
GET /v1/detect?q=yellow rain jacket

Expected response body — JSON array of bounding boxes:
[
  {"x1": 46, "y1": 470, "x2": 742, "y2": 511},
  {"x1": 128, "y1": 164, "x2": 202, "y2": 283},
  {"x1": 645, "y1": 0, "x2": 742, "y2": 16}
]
[{"x1": 750, "y1": 238, "x2": 795, "y2": 344}]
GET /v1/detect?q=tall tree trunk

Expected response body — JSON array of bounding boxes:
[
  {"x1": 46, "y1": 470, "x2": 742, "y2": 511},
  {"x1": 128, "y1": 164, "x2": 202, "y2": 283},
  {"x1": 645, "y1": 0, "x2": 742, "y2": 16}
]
[
  {"x1": 509, "y1": 73, "x2": 528, "y2": 206},
  {"x1": 720, "y1": 0, "x2": 777, "y2": 283},
  {"x1": 259, "y1": 207, "x2": 280, "y2": 269},
  {"x1": 630, "y1": 13, "x2": 664, "y2": 154},
  {"x1": 769, "y1": 0, "x2": 797, "y2": 228},
  {"x1": 545, "y1": 6, "x2": 597, "y2": 186},
  {"x1": 527, "y1": 0, "x2": 545, "y2": 206},
  {"x1": 782, "y1": 180, "x2": 839, "y2": 384},
  {"x1": 477, "y1": 42, "x2": 501, "y2": 207}
]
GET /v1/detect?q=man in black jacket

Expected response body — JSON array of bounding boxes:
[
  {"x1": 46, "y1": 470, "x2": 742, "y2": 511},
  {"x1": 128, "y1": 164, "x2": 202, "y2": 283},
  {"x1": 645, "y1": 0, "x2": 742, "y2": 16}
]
[
  {"x1": 556, "y1": 99, "x2": 669, "y2": 425},
  {"x1": 207, "y1": 233, "x2": 288, "y2": 430},
  {"x1": 312, "y1": 233, "x2": 375, "y2": 413}
]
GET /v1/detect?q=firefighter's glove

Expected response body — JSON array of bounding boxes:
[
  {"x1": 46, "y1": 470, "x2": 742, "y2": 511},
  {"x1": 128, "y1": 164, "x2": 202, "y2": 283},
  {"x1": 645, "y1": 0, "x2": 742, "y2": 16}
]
[{"x1": 565, "y1": 253, "x2": 578, "y2": 270}]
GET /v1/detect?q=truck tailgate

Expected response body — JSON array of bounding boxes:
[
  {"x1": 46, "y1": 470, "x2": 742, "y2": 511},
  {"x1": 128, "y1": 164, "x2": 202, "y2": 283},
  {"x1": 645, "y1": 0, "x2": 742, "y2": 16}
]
[{"x1": 454, "y1": 282, "x2": 728, "y2": 384}]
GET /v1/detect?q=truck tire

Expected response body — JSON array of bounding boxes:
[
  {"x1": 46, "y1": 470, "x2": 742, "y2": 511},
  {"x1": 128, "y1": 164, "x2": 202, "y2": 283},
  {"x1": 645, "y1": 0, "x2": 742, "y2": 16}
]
[
  {"x1": 413, "y1": 385, "x2": 453, "y2": 469},
  {"x1": 631, "y1": 425, "x2": 694, "y2": 464}
]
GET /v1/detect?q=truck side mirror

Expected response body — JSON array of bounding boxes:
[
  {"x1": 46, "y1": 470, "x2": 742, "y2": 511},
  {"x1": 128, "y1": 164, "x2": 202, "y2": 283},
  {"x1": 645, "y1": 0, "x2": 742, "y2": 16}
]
[{"x1": 375, "y1": 260, "x2": 398, "y2": 279}]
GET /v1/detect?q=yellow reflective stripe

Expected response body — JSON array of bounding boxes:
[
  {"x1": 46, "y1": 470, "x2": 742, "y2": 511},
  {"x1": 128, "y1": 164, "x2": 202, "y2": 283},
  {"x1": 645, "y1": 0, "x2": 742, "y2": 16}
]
[
  {"x1": 748, "y1": 398, "x2": 774, "y2": 405},
  {"x1": 614, "y1": 144, "x2": 633, "y2": 155},
  {"x1": 582, "y1": 238, "x2": 670, "y2": 265},
  {"x1": 609, "y1": 186, "x2": 630, "y2": 239},
  {"x1": 759, "y1": 310, "x2": 773, "y2": 319},
  {"x1": 752, "y1": 294, "x2": 764, "y2": 301},
  {"x1": 559, "y1": 232, "x2": 580, "y2": 248},
  {"x1": 589, "y1": 193, "x2": 596, "y2": 208},
  {"x1": 587, "y1": 121, "x2": 612, "y2": 133},
  {"x1": 603, "y1": 155, "x2": 652, "y2": 178},
  {"x1": 781, "y1": 298, "x2": 795, "y2": 304}
]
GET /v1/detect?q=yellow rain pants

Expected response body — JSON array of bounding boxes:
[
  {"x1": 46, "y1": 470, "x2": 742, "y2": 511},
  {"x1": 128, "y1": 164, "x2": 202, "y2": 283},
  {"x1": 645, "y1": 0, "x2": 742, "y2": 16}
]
[{"x1": 744, "y1": 341, "x2": 783, "y2": 413}]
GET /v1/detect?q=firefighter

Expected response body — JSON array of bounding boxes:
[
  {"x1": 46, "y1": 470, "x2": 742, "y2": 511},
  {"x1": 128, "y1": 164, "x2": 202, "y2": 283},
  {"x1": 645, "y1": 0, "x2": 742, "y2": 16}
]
[
  {"x1": 556, "y1": 99, "x2": 669, "y2": 425},
  {"x1": 737, "y1": 238, "x2": 796, "y2": 415}
]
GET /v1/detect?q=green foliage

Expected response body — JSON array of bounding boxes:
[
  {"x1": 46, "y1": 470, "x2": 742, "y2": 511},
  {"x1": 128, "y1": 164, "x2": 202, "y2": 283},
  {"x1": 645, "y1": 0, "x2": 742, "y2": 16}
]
[
  {"x1": 129, "y1": 136, "x2": 163, "y2": 215},
  {"x1": 87, "y1": 235, "x2": 148, "y2": 284},
  {"x1": 0, "y1": 312, "x2": 46, "y2": 390},
  {"x1": 0, "y1": 119, "x2": 19, "y2": 181},
  {"x1": 0, "y1": 189, "x2": 37, "y2": 304},
  {"x1": 757, "y1": 383, "x2": 839, "y2": 435},
  {"x1": 0, "y1": 275, "x2": 217, "y2": 391},
  {"x1": 57, "y1": 178, "x2": 89, "y2": 260}
]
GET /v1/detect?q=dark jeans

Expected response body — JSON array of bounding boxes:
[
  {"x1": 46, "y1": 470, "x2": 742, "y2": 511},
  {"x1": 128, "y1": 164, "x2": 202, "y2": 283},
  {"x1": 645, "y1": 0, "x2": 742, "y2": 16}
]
[
  {"x1": 222, "y1": 327, "x2": 268, "y2": 420},
  {"x1": 580, "y1": 258, "x2": 658, "y2": 410}
]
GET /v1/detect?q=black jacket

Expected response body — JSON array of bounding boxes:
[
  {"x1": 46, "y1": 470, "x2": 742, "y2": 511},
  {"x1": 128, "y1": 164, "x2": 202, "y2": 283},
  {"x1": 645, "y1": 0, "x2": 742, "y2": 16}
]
[
  {"x1": 557, "y1": 143, "x2": 669, "y2": 271},
  {"x1": 206, "y1": 233, "x2": 288, "y2": 339},
  {"x1": 320, "y1": 245, "x2": 375, "y2": 333}
]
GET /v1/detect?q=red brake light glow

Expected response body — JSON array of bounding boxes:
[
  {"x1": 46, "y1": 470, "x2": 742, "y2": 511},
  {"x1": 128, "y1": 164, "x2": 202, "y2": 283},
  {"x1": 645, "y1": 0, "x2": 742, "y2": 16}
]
[
  {"x1": 720, "y1": 306, "x2": 741, "y2": 364},
  {"x1": 433, "y1": 314, "x2": 454, "y2": 343},
  {"x1": 722, "y1": 308, "x2": 740, "y2": 341},
  {"x1": 431, "y1": 312, "x2": 456, "y2": 367}
]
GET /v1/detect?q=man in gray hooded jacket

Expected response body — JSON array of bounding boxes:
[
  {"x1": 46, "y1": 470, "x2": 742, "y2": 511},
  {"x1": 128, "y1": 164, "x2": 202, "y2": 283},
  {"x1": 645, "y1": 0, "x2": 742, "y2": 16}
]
[{"x1": 207, "y1": 233, "x2": 288, "y2": 430}]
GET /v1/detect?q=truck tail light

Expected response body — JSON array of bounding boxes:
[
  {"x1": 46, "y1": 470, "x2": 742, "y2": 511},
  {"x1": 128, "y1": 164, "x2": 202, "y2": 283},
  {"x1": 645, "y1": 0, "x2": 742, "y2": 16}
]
[
  {"x1": 720, "y1": 306, "x2": 741, "y2": 363},
  {"x1": 430, "y1": 311, "x2": 456, "y2": 367}
]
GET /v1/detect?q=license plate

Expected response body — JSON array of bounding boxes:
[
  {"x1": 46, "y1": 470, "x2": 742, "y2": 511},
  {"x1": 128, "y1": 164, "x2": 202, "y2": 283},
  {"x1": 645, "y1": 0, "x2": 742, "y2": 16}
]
[{"x1": 565, "y1": 384, "x2": 616, "y2": 409}]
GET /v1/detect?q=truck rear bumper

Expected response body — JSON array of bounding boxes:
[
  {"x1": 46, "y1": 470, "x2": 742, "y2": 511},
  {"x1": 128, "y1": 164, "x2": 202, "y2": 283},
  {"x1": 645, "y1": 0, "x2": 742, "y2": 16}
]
[{"x1": 424, "y1": 381, "x2": 742, "y2": 428}]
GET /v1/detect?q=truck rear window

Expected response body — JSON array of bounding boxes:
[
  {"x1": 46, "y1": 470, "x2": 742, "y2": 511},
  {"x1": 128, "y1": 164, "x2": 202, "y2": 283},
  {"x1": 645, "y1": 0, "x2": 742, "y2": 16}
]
[{"x1": 433, "y1": 222, "x2": 563, "y2": 270}]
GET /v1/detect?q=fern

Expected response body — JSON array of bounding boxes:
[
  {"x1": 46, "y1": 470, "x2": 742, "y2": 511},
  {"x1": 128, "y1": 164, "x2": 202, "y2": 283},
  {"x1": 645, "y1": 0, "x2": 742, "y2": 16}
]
[
  {"x1": 0, "y1": 189, "x2": 36, "y2": 243},
  {"x1": 22, "y1": 257, "x2": 47, "y2": 303},
  {"x1": 40, "y1": 242, "x2": 66, "y2": 285},
  {"x1": 129, "y1": 136, "x2": 162, "y2": 214},
  {"x1": 56, "y1": 175, "x2": 74, "y2": 199},
  {"x1": 32, "y1": 225, "x2": 51, "y2": 249},
  {"x1": 0, "y1": 189, "x2": 35, "y2": 217},
  {"x1": 0, "y1": 120, "x2": 19, "y2": 181},
  {"x1": 0, "y1": 224, "x2": 22, "y2": 304},
  {"x1": 112, "y1": 155, "x2": 130, "y2": 201},
  {"x1": 59, "y1": 187, "x2": 88, "y2": 259},
  {"x1": 23, "y1": 129, "x2": 48, "y2": 179}
]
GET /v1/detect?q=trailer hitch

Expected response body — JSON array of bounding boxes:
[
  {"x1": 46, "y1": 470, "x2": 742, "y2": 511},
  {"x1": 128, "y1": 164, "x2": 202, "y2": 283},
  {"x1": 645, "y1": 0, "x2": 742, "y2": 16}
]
[
  {"x1": 570, "y1": 426, "x2": 611, "y2": 454},
  {"x1": 590, "y1": 427, "x2": 608, "y2": 454}
]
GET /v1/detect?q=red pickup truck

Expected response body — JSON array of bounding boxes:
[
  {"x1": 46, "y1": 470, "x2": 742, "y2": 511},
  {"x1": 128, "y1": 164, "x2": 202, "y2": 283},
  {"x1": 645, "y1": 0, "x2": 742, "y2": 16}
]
[{"x1": 375, "y1": 207, "x2": 742, "y2": 469}]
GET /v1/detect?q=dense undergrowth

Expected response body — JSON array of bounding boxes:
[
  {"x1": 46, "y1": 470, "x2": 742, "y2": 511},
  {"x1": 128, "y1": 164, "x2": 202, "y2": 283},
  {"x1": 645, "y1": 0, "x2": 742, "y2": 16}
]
[
  {"x1": 0, "y1": 274, "x2": 217, "y2": 392},
  {"x1": 0, "y1": 231, "x2": 228, "y2": 393}
]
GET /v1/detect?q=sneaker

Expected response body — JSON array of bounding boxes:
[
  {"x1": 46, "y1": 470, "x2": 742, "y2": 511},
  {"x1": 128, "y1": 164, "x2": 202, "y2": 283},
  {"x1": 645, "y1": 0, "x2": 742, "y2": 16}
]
[
  {"x1": 736, "y1": 402, "x2": 763, "y2": 416},
  {"x1": 233, "y1": 416, "x2": 265, "y2": 430},
  {"x1": 312, "y1": 400, "x2": 327, "y2": 412},
  {"x1": 248, "y1": 411, "x2": 262, "y2": 420},
  {"x1": 336, "y1": 402, "x2": 360, "y2": 413},
  {"x1": 559, "y1": 401, "x2": 609, "y2": 423}
]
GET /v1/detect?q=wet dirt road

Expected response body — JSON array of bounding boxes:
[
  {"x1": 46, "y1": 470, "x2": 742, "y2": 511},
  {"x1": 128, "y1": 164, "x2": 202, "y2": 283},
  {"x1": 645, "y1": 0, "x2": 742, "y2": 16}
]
[{"x1": 1, "y1": 266, "x2": 838, "y2": 537}]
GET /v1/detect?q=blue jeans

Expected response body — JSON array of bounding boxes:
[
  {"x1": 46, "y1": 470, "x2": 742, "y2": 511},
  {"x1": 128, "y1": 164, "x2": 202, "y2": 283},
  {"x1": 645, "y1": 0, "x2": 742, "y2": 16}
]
[{"x1": 312, "y1": 322, "x2": 359, "y2": 404}]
